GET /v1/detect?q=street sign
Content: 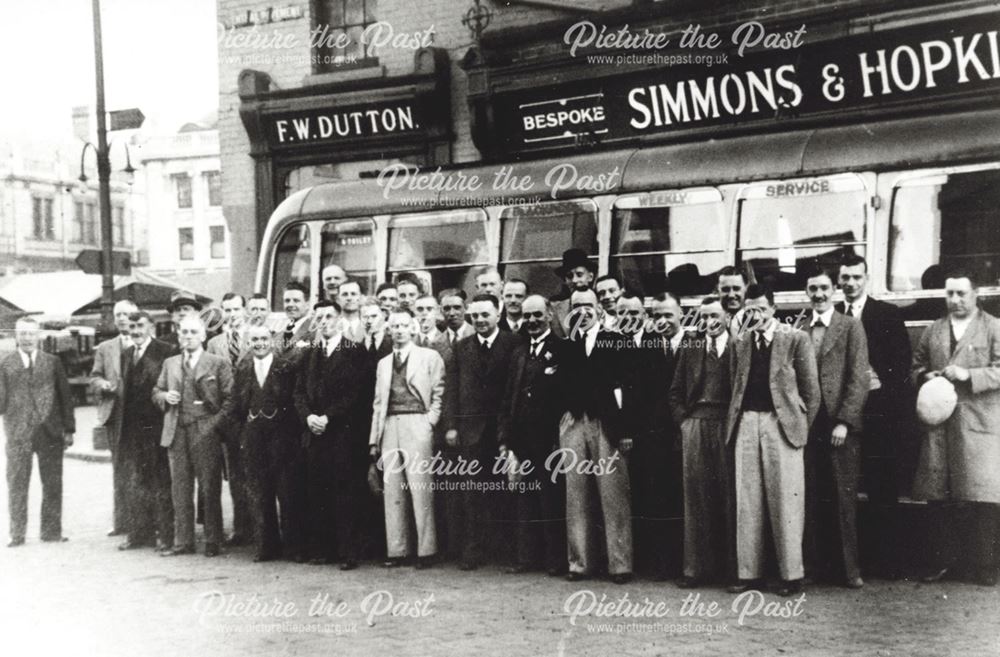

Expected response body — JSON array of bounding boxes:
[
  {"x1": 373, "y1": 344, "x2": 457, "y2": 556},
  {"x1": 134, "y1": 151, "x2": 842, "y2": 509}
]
[
  {"x1": 75, "y1": 249, "x2": 132, "y2": 276},
  {"x1": 109, "y1": 108, "x2": 145, "y2": 131}
]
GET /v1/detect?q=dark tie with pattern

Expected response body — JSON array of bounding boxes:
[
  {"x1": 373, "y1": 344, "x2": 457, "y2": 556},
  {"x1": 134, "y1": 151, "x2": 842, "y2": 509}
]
[{"x1": 228, "y1": 330, "x2": 240, "y2": 367}]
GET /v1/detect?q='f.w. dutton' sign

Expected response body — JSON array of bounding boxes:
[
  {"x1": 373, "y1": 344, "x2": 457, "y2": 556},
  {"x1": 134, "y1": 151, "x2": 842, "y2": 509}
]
[
  {"x1": 267, "y1": 101, "x2": 420, "y2": 147},
  {"x1": 493, "y1": 12, "x2": 1000, "y2": 151}
]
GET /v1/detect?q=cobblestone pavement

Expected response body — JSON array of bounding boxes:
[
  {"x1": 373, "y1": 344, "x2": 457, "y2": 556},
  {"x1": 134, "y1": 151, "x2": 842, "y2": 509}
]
[{"x1": 2, "y1": 417, "x2": 999, "y2": 657}]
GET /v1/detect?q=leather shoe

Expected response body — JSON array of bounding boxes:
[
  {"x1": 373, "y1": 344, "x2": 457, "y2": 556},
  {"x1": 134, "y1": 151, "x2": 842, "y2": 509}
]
[
  {"x1": 383, "y1": 558, "x2": 403, "y2": 568},
  {"x1": 565, "y1": 571, "x2": 588, "y2": 582},
  {"x1": 7, "y1": 537, "x2": 25, "y2": 548},
  {"x1": 204, "y1": 543, "x2": 221, "y2": 557},
  {"x1": 339, "y1": 560, "x2": 358, "y2": 571},
  {"x1": 845, "y1": 576, "x2": 864, "y2": 589},
  {"x1": 459, "y1": 561, "x2": 478, "y2": 571},
  {"x1": 160, "y1": 545, "x2": 195, "y2": 557},
  {"x1": 547, "y1": 566, "x2": 568, "y2": 577},
  {"x1": 415, "y1": 557, "x2": 434, "y2": 570},
  {"x1": 776, "y1": 579, "x2": 804, "y2": 597},
  {"x1": 677, "y1": 576, "x2": 700, "y2": 589},
  {"x1": 611, "y1": 573, "x2": 633, "y2": 585},
  {"x1": 253, "y1": 553, "x2": 276, "y2": 563},
  {"x1": 41, "y1": 536, "x2": 68, "y2": 543},
  {"x1": 974, "y1": 568, "x2": 998, "y2": 587},
  {"x1": 107, "y1": 529, "x2": 123, "y2": 537},
  {"x1": 118, "y1": 539, "x2": 141, "y2": 551},
  {"x1": 726, "y1": 580, "x2": 760, "y2": 594}
]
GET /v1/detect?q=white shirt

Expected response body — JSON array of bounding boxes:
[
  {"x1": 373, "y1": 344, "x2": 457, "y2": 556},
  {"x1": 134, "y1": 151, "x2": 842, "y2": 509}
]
[
  {"x1": 754, "y1": 320, "x2": 777, "y2": 347},
  {"x1": 394, "y1": 342, "x2": 414, "y2": 362},
  {"x1": 707, "y1": 331, "x2": 729, "y2": 357},
  {"x1": 669, "y1": 330, "x2": 684, "y2": 355},
  {"x1": 584, "y1": 323, "x2": 600, "y2": 357},
  {"x1": 366, "y1": 331, "x2": 384, "y2": 350},
  {"x1": 530, "y1": 329, "x2": 551, "y2": 357},
  {"x1": 811, "y1": 307, "x2": 835, "y2": 327},
  {"x1": 505, "y1": 315, "x2": 523, "y2": 332},
  {"x1": 633, "y1": 330, "x2": 644, "y2": 348},
  {"x1": 119, "y1": 334, "x2": 133, "y2": 350},
  {"x1": 845, "y1": 294, "x2": 868, "y2": 318},
  {"x1": 254, "y1": 353, "x2": 273, "y2": 387},
  {"x1": 951, "y1": 310, "x2": 977, "y2": 341},
  {"x1": 323, "y1": 333, "x2": 343, "y2": 357},
  {"x1": 132, "y1": 337, "x2": 150, "y2": 362},
  {"x1": 18, "y1": 349, "x2": 37, "y2": 369},
  {"x1": 478, "y1": 328, "x2": 500, "y2": 350},
  {"x1": 183, "y1": 347, "x2": 203, "y2": 369}
]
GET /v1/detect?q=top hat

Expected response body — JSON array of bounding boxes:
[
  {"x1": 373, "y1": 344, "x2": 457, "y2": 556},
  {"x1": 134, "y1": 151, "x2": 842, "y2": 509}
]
[
  {"x1": 168, "y1": 289, "x2": 202, "y2": 313},
  {"x1": 555, "y1": 248, "x2": 597, "y2": 277}
]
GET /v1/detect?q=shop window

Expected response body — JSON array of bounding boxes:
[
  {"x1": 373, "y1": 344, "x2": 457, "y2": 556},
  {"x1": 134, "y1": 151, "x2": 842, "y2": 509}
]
[
  {"x1": 113, "y1": 206, "x2": 126, "y2": 246},
  {"x1": 32, "y1": 196, "x2": 54, "y2": 240},
  {"x1": 312, "y1": 0, "x2": 378, "y2": 72},
  {"x1": 736, "y1": 174, "x2": 867, "y2": 293},
  {"x1": 500, "y1": 200, "x2": 598, "y2": 299},
  {"x1": 388, "y1": 210, "x2": 489, "y2": 298},
  {"x1": 172, "y1": 173, "x2": 192, "y2": 209},
  {"x1": 611, "y1": 188, "x2": 727, "y2": 298},
  {"x1": 204, "y1": 171, "x2": 222, "y2": 207},
  {"x1": 320, "y1": 219, "x2": 376, "y2": 295},
  {"x1": 271, "y1": 223, "x2": 313, "y2": 310},
  {"x1": 178, "y1": 227, "x2": 194, "y2": 260},
  {"x1": 210, "y1": 225, "x2": 226, "y2": 259}
]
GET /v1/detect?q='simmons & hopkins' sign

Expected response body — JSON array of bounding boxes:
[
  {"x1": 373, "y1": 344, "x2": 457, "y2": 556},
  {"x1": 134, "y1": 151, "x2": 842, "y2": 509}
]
[{"x1": 490, "y1": 13, "x2": 1000, "y2": 153}]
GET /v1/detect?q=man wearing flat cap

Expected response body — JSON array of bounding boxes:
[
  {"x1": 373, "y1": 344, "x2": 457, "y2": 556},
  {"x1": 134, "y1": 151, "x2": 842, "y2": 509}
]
[{"x1": 912, "y1": 271, "x2": 1000, "y2": 586}]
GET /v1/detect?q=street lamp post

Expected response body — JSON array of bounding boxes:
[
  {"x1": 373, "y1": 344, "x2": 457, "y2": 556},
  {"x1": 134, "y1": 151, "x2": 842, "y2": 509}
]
[{"x1": 91, "y1": 0, "x2": 115, "y2": 332}]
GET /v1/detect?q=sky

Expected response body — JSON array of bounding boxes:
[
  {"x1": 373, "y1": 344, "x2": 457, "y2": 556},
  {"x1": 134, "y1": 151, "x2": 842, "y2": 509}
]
[{"x1": 0, "y1": 0, "x2": 219, "y2": 140}]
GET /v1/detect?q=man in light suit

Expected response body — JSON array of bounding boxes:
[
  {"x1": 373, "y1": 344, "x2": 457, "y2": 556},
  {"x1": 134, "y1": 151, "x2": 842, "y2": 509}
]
[
  {"x1": 802, "y1": 268, "x2": 870, "y2": 589},
  {"x1": 1, "y1": 317, "x2": 75, "y2": 547},
  {"x1": 370, "y1": 309, "x2": 445, "y2": 569},
  {"x1": 836, "y1": 255, "x2": 912, "y2": 579},
  {"x1": 726, "y1": 284, "x2": 820, "y2": 596},
  {"x1": 154, "y1": 316, "x2": 234, "y2": 557},
  {"x1": 90, "y1": 299, "x2": 137, "y2": 536},
  {"x1": 913, "y1": 272, "x2": 1000, "y2": 586},
  {"x1": 117, "y1": 312, "x2": 174, "y2": 551},
  {"x1": 442, "y1": 293, "x2": 520, "y2": 570},
  {"x1": 207, "y1": 292, "x2": 252, "y2": 546}
]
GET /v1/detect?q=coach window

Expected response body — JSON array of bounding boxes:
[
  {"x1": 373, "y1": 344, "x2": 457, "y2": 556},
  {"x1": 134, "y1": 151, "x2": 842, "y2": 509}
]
[
  {"x1": 500, "y1": 200, "x2": 598, "y2": 298},
  {"x1": 736, "y1": 174, "x2": 867, "y2": 293},
  {"x1": 320, "y1": 219, "x2": 376, "y2": 294},
  {"x1": 611, "y1": 188, "x2": 726, "y2": 298},
  {"x1": 888, "y1": 166, "x2": 1000, "y2": 292},
  {"x1": 387, "y1": 210, "x2": 489, "y2": 297},
  {"x1": 271, "y1": 223, "x2": 312, "y2": 310}
]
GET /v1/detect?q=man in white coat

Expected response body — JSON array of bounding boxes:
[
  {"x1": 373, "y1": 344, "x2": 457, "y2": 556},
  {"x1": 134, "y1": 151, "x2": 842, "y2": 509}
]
[
  {"x1": 369, "y1": 309, "x2": 445, "y2": 569},
  {"x1": 912, "y1": 272, "x2": 1000, "y2": 586}
]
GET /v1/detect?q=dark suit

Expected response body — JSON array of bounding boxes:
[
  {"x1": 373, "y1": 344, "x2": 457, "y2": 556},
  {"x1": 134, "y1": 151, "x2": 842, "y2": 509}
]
[
  {"x1": 836, "y1": 297, "x2": 912, "y2": 576},
  {"x1": 209, "y1": 329, "x2": 252, "y2": 543},
  {"x1": 358, "y1": 332, "x2": 392, "y2": 560},
  {"x1": 442, "y1": 330, "x2": 519, "y2": 565},
  {"x1": 498, "y1": 332, "x2": 566, "y2": 571},
  {"x1": 622, "y1": 329, "x2": 682, "y2": 578},
  {"x1": 1, "y1": 350, "x2": 75, "y2": 542},
  {"x1": 229, "y1": 355, "x2": 301, "y2": 559},
  {"x1": 804, "y1": 312, "x2": 870, "y2": 583},
  {"x1": 498, "y1": 316, "x2": 528, "y2": 336},
  {"x1": 119, "y1": 339, "x2": 174, "y2": 546},
  {"x1": 557, "y1": 328, "x2": 634, "y2": 576},
  {"x1": 293, "y1": 337, "x2": 370, "y2": 562}
]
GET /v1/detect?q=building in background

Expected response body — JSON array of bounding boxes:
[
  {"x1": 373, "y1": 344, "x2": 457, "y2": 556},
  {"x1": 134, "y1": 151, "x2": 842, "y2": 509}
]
[
  {"x1": 137, "y1": 120, "x2": 231, "y2": 301},
  {"x1": 0, "y1": 136, "x2": 143, "y2": 277}
]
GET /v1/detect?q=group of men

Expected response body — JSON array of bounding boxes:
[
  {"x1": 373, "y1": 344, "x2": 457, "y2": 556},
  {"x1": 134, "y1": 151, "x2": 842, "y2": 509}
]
[{"x1": 3, "y1": 251, "x2": 998, "y2": 594}]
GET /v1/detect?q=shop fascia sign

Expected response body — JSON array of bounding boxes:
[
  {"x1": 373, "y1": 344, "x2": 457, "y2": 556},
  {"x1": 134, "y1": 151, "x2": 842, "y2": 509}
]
[
  {"x1": 224, "y1": 4, "x2": 303, "y2": 29},
  {"x1": 498, "y1": 12, "x2": 1000, "y2": 149}
]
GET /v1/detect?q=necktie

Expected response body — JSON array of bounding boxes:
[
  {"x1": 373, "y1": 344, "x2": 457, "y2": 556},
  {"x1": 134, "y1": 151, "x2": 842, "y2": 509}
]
[
  {"x1": 366, "y1": 335, "x2": 374, "y2": 353},
  {"x1": 255, "y1": 360, "x2": 266, "y2": 387},
  {"x1": 133, "y1": 346, "x2": 141, "y2": 365},
  {"x1": 480, "y1": 338, "x2": 490, "y2": 354},
  {"x1": 184, "y1": 353, "x2": 193, "y2": 371},
  {"x1": 284, "y1": 321, "x2": 295, "y2": 347},
  {"x1": 26, "y1": 352, "x2": 33, "y2": 374},
  {"x1": 708, "y1": 336, "x2": 718, "y2": 362},
  {"x1": 393, "y1": 350, "x2": 404, "y2": 369},
  {"x1": 229, "y1": 330, "x2": 240, "y2": 366},
  {"x1": 811, "y1": 320, "x2": 826, "y2": 351},
  {"x1": 531, "y1": 340, "x2": 542, "y2": 359},
  {"x1": 845, "y1": 304, "x2": 854, "y2": 317},
  {"x1": 449, "y1": 330, "x2": 456, "y2": 345}
]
